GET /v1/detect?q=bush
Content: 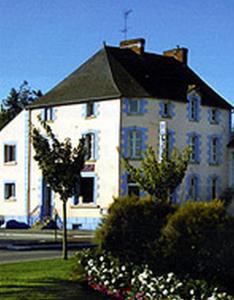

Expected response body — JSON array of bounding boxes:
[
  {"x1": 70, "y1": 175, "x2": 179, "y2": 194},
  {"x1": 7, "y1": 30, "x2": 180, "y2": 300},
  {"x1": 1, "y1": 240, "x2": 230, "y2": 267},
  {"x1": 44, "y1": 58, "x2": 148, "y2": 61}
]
[
  {"x1": 95, "y1": 196, "x2": 176, "y2": 266},
  {"x1": 161, "y1": 200, "x2": 234, "y2": 291}
]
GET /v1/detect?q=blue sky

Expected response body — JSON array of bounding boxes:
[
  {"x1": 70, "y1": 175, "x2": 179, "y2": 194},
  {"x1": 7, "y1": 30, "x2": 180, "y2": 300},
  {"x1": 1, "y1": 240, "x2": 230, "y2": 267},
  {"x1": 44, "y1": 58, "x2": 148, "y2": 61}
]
[{"x1": 0, "y1": 0, "x2": 233, "y2": 104}]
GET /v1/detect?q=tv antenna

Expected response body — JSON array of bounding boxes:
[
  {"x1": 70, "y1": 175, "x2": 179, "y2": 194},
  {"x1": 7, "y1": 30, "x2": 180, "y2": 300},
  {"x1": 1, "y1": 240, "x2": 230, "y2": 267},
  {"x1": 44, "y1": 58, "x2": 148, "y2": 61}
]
[{"x1": 121, "y1": 9, "x2": 132, "y2": 40}]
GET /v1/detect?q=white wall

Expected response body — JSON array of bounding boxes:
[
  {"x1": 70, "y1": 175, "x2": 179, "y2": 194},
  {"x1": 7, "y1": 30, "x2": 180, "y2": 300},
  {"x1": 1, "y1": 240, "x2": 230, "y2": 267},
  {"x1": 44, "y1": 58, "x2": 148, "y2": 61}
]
[
  {"x1": 30, "y1": 99, "x2": 121, "y2": 225},
  {"x1": 0, "y1": 111, "x2": 29, "y2": 222}
]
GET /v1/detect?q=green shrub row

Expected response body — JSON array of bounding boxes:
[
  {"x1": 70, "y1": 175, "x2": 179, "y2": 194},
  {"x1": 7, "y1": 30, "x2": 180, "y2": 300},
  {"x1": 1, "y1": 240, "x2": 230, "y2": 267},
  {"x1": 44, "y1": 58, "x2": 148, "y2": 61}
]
[{"x1": 94, "y1": 197, "x2": 234, "y2": 293}]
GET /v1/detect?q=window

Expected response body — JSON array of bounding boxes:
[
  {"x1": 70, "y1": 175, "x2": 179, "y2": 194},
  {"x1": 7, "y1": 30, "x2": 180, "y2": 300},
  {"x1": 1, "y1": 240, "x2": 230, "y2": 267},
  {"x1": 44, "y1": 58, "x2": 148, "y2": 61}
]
[
  {"x1": 190, "y1": 97, "x2": 198, "y2": 120},
  {"x1": 165, "y1": 131, "x2": 175, "y2": 159},
  {"x1": 84, "y1": 133, "x2": 95, "y2": 160},
  {"x1": 127, "y1": 175, "x2": 140, "y2": 197},
  {"x1": 211, "y1": 137, "x2": 218, "y2": 164},
  {"x1": 188, "y1": 93, "x2": 200, "y2": 122},
  {"x1": 86, "y1": 102, "x2": 94, "y2": 117},
  {"x1": 129, "y1": 99, "x2": 140, "y2": 114},
  {"x1": 211, "y1": 177, "x2": 217, "y2": 199},
  {"x1": 80, "y1": 177, "x2": 94, "y2": 203},
  {"x1": 188, "y1": 176, "x2": 198, "y2": 201},
  {"x1": 4, "y1": 144, "x2": 16, "y2": 163},
  {"x1": 44, "y1": 107, "x2": 53, "y2": 121},
  {"x1": 189, "y1": 135, "x2": 198, "y2": 163},
  {"x1": 210, "y1": 108, "x2": 219, "y2": 124},
  {"x1": 4, "y1": 183, "x2": 16, "y2": 200},
  {"x1": 163, "y1": 102, "x2": 169, "y2": 117},
  {"x1": 128, "y1": 130, "x2": 142, "y2": 159}
]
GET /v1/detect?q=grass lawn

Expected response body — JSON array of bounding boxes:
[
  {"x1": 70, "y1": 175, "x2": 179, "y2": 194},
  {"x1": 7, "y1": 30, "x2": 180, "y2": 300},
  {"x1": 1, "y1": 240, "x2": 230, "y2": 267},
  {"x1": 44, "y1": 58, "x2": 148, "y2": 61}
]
[{"x1": 0, "y1": 258, "x2": 108, "y2": 300}]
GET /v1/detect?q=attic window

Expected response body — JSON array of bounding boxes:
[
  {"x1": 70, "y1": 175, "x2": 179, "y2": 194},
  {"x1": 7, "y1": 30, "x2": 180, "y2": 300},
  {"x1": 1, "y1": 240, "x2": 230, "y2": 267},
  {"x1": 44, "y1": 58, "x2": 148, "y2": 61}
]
[
  {"x1": 86, "y1": 101, "x2": 94, "y2": 117},
  {"x1": 210, "y1": 108, "x2": 219, "y2": 124},
  {"x1": 129, "y1": 99, "x2": 140, "y2": 114},
  {"x1": 44, "y1": 107, "x2": 54, "y2": 122}
]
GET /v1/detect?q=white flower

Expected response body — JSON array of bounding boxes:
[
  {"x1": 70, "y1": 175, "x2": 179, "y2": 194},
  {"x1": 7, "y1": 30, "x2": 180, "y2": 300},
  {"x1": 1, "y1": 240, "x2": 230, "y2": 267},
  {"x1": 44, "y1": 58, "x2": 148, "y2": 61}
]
[
  {"x1": 104, "y1": 280, "x2": 109, "y2": 286},
  {"x1": 190, "y1": 289, "x2": 194, "y2": 295},
  {"x1": 99, "y1": 256, "x2": 104, "y2": 262},
  {"x1": 162, "y1": 289, "x2": 168, "y2": 296},
  {"x1": 121, "y1": 265, "x2": 126, "y2": 271}
]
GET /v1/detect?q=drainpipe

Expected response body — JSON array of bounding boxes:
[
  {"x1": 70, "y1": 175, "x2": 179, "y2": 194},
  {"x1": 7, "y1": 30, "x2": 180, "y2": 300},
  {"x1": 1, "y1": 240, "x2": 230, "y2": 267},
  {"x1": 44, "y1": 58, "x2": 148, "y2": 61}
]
[{"x1": 27, "y1": 109, "x2": 32, "y2": 225}]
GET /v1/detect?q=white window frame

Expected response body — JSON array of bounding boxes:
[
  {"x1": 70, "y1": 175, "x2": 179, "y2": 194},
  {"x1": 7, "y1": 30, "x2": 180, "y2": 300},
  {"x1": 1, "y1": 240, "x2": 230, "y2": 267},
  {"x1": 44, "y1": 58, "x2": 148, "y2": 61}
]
[
  {"x1": 128, "y1": 130, "x2": 142, "y2": 159},
  {"x1": 4, "y1": 144, "x2": 16, "y2": 163}
]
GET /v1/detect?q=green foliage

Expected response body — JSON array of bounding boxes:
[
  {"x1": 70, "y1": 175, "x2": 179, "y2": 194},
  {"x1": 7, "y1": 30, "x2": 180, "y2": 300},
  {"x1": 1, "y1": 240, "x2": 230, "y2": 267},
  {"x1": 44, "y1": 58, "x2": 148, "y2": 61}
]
[
  {"x1": 75, "y1": 249, "x2": 234, "y2": 299},
  {"x1": 122, "y1": 146, "x2": 190, "y2": 202},
  {"x1": 95, "y1": 196, "x2": 176, "y2": 266},
  {"x1": 161, "y1": 200, "x2": 234, "y2": 290},
  {"x1": 32, "y1": 117, "x2": 86, "y2": 202},
  {"x1": 32, "y1": 117, "x2": 87, "y2": 259},
  {"x1": 0, "y1": 81, "x2": 42, "y2": 129}
]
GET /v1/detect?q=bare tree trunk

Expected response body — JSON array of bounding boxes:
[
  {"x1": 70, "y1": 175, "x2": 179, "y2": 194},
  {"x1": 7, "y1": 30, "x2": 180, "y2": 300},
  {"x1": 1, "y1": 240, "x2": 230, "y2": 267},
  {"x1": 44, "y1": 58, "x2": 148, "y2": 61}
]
[{"x1": 62, "y1": 199, "x2": 68, "y2": 260}]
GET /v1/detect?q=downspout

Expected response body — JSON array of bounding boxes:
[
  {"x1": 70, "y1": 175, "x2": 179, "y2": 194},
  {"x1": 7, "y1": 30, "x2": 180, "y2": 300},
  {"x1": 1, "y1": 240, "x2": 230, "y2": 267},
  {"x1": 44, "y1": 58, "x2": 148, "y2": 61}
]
[
  {"x1": 118, "y1": 98, "x2": 123, "y2": 197},
  {"x1": 27, "y1": 109, "x2": 32, "y2": 225}
]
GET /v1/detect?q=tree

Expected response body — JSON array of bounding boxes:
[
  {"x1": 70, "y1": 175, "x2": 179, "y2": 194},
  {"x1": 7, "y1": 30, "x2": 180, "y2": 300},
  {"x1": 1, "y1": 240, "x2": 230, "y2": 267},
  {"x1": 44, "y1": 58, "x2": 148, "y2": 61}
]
[
  {"x1": 32, "y1": 117, "x2": 86, "y2": 259},
  {"x1": 122, "y1": 147, "x2": 190, "y2": 202},
  {"x1": 0, "y1": 81, "x2": 42, "y2": 129}
]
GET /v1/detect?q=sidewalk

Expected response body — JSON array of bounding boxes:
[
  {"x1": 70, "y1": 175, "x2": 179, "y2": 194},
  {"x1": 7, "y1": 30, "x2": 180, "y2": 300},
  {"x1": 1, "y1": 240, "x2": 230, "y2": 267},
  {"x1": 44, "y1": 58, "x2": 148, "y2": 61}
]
[{"x1": 0, "y1": 229, "x2": 95, "y2": 251}]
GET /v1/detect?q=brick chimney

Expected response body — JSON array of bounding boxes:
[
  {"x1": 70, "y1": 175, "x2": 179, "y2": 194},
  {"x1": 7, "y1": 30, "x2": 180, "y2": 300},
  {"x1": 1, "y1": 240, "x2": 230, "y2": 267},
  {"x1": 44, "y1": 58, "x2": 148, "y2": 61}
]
[
  {"x1": 163, "y1": 46, "x2": 188, "y2": 65},
  {"x1": 120, "y1": 38, "x2": 145, "y2": 55}
]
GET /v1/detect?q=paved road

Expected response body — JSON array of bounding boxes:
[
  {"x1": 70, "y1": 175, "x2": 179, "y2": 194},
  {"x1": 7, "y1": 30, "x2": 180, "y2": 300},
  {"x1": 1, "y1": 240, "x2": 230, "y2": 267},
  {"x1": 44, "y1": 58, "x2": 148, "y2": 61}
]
[
  {"x1": 0, "y1": 229, "x2": 93, "y2": 264},
  {"x1": 0, "y1": 249, "x2": 64, "y2": 264}
]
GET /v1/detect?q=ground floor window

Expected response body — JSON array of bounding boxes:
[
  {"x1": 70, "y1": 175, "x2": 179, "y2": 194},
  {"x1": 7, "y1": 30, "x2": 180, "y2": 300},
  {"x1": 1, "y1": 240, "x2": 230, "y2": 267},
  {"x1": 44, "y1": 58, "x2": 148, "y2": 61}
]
[
  {"x1": 4, "y1": 182, "x2": 16, "y2": 199},
  {"x1": 127, "y1": 175, "x2": 140, "y2": 197},
  {"x1": 80, "y1": 177, "x2": 94, "y2": 204}
]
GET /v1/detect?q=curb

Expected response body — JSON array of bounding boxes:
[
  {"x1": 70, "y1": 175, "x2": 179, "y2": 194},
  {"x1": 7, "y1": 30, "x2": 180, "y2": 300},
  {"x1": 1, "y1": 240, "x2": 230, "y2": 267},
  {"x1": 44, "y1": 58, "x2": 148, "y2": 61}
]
[{"x1": 5, "y1": 243, "x2": 96, "y2": 251}]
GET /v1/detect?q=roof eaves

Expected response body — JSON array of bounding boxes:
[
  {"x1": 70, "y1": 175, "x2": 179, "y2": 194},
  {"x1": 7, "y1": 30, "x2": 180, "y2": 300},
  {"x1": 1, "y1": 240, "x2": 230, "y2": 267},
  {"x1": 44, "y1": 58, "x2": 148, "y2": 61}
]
[{"x1": 26, "y1": 94, "x2": 122, "y2": 110}]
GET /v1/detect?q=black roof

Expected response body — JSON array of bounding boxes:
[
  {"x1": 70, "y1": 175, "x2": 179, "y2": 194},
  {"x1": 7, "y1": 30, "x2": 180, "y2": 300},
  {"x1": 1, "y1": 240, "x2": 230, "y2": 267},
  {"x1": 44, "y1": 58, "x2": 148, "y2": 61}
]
[{"x1": 29, "y1": 45, "x2": 232, "y2": 110}]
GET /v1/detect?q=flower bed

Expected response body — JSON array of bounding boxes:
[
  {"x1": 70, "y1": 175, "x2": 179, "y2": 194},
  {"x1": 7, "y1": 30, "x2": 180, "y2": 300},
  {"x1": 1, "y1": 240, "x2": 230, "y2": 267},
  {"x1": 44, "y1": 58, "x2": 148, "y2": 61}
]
[{"x1": 74, "y1": 250, "x2": 234, "y2": 300}]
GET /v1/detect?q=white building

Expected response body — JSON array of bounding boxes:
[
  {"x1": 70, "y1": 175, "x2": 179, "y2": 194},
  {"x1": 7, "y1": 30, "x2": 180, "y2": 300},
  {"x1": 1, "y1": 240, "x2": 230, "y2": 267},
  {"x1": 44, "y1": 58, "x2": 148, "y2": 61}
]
[{"x1": 0, "y1": 38, "x2": 233, "y2": 229}]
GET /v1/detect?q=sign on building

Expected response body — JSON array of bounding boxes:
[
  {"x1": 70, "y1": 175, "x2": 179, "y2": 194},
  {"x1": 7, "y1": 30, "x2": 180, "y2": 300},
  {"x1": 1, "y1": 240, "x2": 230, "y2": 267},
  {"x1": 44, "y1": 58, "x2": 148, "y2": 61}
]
[{"x1": 159, "y1": 121, "x2": 167, "y2": 162}]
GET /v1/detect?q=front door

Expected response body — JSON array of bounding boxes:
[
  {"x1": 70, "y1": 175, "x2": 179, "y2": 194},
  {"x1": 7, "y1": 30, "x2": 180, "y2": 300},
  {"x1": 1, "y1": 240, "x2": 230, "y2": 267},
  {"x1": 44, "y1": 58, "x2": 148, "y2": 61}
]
[{"x1": 41, "y1": 179, "x2": 52, "y2": 219}]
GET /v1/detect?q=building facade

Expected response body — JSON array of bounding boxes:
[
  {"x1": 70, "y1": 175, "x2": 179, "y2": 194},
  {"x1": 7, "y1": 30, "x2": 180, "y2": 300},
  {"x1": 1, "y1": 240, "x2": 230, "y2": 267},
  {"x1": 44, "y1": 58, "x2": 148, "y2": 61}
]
[{"x1": 0, "y1": 38, "x2": 233, "y2": 229}]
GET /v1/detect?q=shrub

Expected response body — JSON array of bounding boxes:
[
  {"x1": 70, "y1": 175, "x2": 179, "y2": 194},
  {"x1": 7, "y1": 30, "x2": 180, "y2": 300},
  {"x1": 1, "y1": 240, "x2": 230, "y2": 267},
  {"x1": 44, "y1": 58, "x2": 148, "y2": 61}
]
[
  {"x1": 161, "y1": 200, "x2": 234, "y2": 290},
  {"x1": 95, "y1": 196, "x2": 176, "y2": 266}
]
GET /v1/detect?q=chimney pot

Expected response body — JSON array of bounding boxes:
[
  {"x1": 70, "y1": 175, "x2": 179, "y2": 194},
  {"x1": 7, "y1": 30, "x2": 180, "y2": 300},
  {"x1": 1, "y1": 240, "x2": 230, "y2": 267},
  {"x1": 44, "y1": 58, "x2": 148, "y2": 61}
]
[
  {"x1": 120, "y1": 38, "x2": 145, "y2": 55},
  {"x1": 163, "y1": 47, "x2": 188, "y2": 65}
]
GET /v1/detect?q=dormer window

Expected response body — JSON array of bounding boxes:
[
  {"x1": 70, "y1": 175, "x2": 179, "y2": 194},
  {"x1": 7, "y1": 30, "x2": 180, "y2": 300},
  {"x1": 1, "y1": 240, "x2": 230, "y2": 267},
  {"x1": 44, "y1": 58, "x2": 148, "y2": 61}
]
[{"x1": 86, "y1": 102, "x2": 94, "y2": 117}]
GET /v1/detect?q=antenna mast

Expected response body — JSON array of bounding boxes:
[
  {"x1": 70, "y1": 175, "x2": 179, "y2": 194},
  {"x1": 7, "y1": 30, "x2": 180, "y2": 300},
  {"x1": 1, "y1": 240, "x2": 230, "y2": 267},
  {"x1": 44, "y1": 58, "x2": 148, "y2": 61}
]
[{"x1": 121, "y1": 9, "x2": 132, "y2": 40}]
